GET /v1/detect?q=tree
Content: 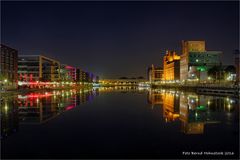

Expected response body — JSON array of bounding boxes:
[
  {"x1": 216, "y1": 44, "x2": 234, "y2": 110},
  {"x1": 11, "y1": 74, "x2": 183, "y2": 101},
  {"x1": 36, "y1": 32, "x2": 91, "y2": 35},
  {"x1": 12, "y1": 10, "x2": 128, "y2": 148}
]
[
  {"x1": 224, "y1": 65, "x2": 236, "y2": 74},
  {"x1": 208, "y1": 65, "x2": 224, "y2": 80}
]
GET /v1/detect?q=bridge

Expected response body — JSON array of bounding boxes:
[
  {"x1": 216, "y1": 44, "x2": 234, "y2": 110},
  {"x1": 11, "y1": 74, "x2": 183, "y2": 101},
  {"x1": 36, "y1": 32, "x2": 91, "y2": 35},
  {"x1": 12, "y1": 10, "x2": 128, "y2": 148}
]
[{"x1": 99, "y1": 79, "x2": 147, "y2": 86}]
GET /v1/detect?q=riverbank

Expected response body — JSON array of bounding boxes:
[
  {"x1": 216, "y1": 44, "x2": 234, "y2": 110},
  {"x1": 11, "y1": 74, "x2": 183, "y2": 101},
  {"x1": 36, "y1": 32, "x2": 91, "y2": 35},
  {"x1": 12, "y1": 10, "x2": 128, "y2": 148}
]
[
  {"x1": 152, "y1": 83, "x2": 240, "y2": 97},
  {"x1": 0, "y1": 85, "x2": 93, "y2": 97}
]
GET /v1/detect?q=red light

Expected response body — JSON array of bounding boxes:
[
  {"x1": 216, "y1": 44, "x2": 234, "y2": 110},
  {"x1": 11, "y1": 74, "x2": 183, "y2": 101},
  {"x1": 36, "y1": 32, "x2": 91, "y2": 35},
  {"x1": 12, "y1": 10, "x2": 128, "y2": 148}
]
[{"x1": 65, "y1": 105, "x2": 75, "y2": 110}]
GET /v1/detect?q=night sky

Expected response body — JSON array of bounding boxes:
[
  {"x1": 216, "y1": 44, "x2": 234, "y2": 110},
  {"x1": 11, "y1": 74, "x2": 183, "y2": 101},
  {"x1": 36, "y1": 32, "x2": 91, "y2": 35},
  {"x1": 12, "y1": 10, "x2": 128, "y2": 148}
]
[{"x1": 1, "y1": 1, "x2": 239, "y2": 79}]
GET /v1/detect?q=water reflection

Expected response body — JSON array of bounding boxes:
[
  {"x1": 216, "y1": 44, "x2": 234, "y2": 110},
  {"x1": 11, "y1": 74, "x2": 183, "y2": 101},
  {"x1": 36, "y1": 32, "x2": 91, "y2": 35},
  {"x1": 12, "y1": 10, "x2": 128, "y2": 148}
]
[
  {"x1": 1, "y1": 89, "x2": 98, "y2": 139},
  {"x1": 1, "y1": 87, "x2": 238, "y2": 139},
  {"x1": 1, "y1": 97, "x2": 19, "y2": 139},
  {"x1": 147, "y1": 89, "x2": 239, "y2": 134}
]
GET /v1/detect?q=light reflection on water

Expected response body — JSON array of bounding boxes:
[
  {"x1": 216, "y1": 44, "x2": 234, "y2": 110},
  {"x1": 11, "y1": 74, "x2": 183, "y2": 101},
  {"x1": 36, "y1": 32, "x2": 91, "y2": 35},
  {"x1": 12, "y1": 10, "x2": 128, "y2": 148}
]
[
  {"x1": 1, "y1": 87, "x2": 238, "y2": 138},
  {"x1": 0, "y1": 87, "x2": 239, "y2": 159},
  {"x1": 1, "y1": 89, "x2": 99, "y2": 138},
  {"x1": 147, "y1": 88, "x2": 238, "y2": 134}
]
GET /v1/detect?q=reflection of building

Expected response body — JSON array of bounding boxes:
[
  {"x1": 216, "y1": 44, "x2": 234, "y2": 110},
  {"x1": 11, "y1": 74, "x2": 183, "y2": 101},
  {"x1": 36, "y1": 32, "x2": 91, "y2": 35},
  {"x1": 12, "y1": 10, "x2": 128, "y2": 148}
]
[
  {"x1": 179, "y1": 94, "x2": 205, "y2": 134},
  {"x1": 18, "y1": 55, "x2": 60, "y2": 82},
  {"x1": 17, "y1": 94, "x2": 59, "y2": 124},
  {"x1": 178, "y1": 94, "x2": 235, "y2": 134},
  {"x1": 147, "y1": 89, "x2": 236, "y2": 134},
  {"x1": 148, "y1": 90, "x2": 180, "y2": 120},
  {"x1": 147, "y1": 90, "x2": 163, "y2": 107},
  {"x1": 162, "y1": 92, "x2": 180, "y2": 122},
  {"x1": 0, "y1": 44, "x2": 18, "y2": 89},
  {"x1": 1, "y1": 98, "x2": 19, "y2": 138},
  {"x1": 180, "y1": 41, "x2": 221, "y2": 81},
  {"x1": 148, "y1": 64, "x2": 164, "y2": 83},
  {"x1": 16, "y1": 90, "x2": 97, "y2": 124},
  {"x1": 163, "y1": 50, "x2": 180, "y2": 81}
]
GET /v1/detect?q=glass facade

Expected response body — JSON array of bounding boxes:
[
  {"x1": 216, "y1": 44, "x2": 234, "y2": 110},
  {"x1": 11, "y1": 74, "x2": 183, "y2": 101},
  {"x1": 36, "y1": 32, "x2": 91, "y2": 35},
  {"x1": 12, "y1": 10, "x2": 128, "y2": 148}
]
[{"x1": 18, "y1": 55, "x2": 60, "y2": 82}]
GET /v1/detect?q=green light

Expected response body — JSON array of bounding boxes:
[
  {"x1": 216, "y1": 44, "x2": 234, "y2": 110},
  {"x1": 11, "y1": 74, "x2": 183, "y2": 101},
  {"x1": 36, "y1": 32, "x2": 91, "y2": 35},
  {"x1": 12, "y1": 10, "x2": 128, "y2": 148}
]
[
  {"x1": 197, "y1": 66, "x2": 207, "y2": 72},
  {"x1": 196, "y1": 59, "x2": 199, "y2": 62},
  {"x1": 197, "y1": 105, "x2": 206, "y2": 111}
]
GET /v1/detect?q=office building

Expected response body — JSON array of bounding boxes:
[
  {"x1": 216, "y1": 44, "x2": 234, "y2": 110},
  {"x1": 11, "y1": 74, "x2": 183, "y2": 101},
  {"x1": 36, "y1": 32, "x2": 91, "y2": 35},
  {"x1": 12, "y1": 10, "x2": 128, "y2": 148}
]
[
  {"x1": 163, "y1": 50, "x2": 180, "y2": 81},
  {"x1": 180, "y1": 40, "x2": 221, "y2": 81},
  {"x1": 148, "y1": 64, "x2": 164, "y2": 83},
  {"x1": 18, "y1": 55, "x2": 60, "y2": 82},
  {"x1": 65, "y1": 65, "x2": 77, "y2": 81},
  {"x1": 60, "y1": 64, "x2": 73, "y2": 82},
  {"x1": 0, "y1": 44, "x2": 18, "y2": 89}
]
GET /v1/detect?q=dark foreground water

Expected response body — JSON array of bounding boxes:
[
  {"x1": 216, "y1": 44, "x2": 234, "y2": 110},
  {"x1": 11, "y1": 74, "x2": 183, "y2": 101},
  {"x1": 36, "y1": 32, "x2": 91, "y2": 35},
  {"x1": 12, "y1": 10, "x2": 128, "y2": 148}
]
[{"x1": 1, "y1": 87, "x2": 239, "y2": 159}]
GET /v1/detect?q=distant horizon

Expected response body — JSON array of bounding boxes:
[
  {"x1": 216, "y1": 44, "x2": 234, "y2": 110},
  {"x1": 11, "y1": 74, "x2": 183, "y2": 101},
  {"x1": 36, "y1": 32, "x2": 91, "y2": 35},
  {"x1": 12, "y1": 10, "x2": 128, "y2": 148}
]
[{"x1": 2, "y1": 1, "x2": 239, "y2": 79}]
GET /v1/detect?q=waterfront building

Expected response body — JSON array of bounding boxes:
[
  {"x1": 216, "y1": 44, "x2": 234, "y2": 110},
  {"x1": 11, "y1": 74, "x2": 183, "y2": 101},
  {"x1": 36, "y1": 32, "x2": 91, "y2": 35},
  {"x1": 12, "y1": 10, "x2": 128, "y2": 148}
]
[
  {"x1": 61, "y1": 64, "x2": 77, "y2": 81},
  {"x1": 80, "y1": 70, "x2": 87, "y2": 83},
  {"x1": 0, "y1": 44, "x2": 18, "y2": 89},
  {"x1": 18, "y1": 55, "x2": 60, "y2": 82},
  {"x1": 60, "y1": 64, "x2": 75, "y2": 82},
  {"x1": 163, "y1": 50, "x2": 180, "y2": 81},
  {"x1": 148, "y1": 64, "x2": 164, "y2": 83},
  {"x1": 180, "y1": 40, "x2": 221, "y2": 81}
]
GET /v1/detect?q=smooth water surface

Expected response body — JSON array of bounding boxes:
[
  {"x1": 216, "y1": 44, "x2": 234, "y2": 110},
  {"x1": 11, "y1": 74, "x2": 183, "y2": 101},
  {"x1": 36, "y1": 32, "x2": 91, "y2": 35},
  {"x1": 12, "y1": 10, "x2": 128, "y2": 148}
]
[{"x1": 1, "y1": 87, "x2": 239, "y2": 159}]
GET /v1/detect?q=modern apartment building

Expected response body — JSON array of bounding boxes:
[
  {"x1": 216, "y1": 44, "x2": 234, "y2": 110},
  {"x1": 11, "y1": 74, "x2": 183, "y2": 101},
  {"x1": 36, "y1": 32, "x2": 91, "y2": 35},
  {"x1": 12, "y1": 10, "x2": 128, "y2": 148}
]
[
  {"x1": 0, "y1": 44, "x2": 18, "y2": 89},
  {"x1": 18, "y1": 55, "x2": 60, "y2": 82}
]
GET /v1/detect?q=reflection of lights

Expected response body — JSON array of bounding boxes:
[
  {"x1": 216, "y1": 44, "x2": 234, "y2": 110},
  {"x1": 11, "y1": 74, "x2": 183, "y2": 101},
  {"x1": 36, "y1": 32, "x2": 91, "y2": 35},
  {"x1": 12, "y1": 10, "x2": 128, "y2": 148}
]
[
  {"x1": 18, "y1": 93, "x2": 52, "y2": 99},
  {"x1": 195, "y1": 112, "x2": 198, "y2": 117},
  {"x1": 207, "y1": 100, "x2": 210, "y2": 105},
  {"x1": 66, "y1": 105, "x2": 74, "y2": 110},
  {"x1": 36, "y1": 98, "x2": 39, "y2": 103},
  {"x1": 4, "y1": 104, "x2": 8, "y2": 112},
  {"x1": 227, "y1": 104, "x2": 232, "y2": 110}
]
